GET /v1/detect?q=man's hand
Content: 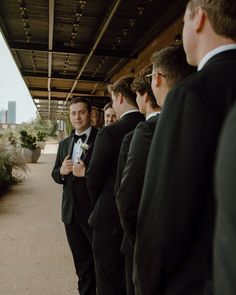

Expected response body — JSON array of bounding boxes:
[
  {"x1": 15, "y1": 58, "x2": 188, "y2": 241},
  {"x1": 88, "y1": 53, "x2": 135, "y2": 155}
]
[
  {"x1": 60, "y1": 155, "x2": 73, "y2": 175},
  {"x1": 73, "y1": 159, "x2": 86, "y2": 177}
]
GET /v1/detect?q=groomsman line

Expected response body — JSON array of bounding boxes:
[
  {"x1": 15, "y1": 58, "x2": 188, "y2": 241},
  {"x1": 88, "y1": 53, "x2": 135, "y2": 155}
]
[{"x1": 52, "y1": 0, "x2": 236, "y2": 294}]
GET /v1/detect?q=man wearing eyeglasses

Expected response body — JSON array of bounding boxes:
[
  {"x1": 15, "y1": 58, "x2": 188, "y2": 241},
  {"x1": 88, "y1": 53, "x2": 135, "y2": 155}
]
[
  {"x1": 115, "y1": 46, "x2": 194, "y2": 295},
  {"x1": 134, "y1": 0, "x2": 236, "y2": 294}
]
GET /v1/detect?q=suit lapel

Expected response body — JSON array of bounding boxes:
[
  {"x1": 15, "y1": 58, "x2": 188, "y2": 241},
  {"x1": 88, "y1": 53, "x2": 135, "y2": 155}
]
[
  {"x1": 86, "y1": 127, "x2": 97, "y2": 147},
  {"x1": 67, "y1": 135, "x2": 75, "y2": 159},
  {"x1": 80, "y1": 127, "x2": 97, "y2": 164}
]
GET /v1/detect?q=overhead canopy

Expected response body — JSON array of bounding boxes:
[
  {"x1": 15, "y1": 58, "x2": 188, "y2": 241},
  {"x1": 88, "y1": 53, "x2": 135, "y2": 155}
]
[{"x1": 0, "y1": 0, "x2": 185, "y2": 120}]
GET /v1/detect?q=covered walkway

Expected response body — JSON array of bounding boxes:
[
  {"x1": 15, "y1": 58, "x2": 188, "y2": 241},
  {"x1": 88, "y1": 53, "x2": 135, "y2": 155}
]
[{"x1": 0, "y1": 143, "x2": 78, "y2": 295}]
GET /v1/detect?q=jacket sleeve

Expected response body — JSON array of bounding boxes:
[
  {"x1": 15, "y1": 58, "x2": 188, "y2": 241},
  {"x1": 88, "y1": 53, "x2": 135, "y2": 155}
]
[
  {"x1": 114, "y1": 131, "x2": 133, "y2": 195},
  {"x1": 86, "y1": 128, "x2": 113, "y2": 205},
  {"x1": 116, "y1": 122, "x2": 152, "y2": 244},
  {"x1": 51, "y1": 141, "x2": 66, "y2": 185},
  {"x1": 134, "y1": 86, "x2": 211, "y2": 294}
]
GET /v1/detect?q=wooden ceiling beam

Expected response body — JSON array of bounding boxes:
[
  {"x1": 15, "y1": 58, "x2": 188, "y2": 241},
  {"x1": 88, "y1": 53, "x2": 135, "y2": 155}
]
[
  {"x1": 32, "y1": 94, "x2": 110, "y2": 100},
  {"x1": 9, "y1": 41, "x2": 137, "y2": 58},
  {"x1": 22, "y1": 71, "x2": 106, "y2": 82}
]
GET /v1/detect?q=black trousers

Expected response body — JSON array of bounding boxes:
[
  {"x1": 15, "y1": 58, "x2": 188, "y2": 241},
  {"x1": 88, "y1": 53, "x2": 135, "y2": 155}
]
[
  {"x1": 64, "y1": 216, "x2": 96, "y2": 295},
  {"x1": 93, "y1": 229, "x2": 126, "y2": 295},
  {"x1": 124, "y1": 242, "x2": 135, "y2": 295}
]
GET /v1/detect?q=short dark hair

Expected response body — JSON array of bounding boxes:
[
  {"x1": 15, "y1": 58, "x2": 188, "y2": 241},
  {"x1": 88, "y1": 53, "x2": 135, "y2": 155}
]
[
  {"x1": 151, "y1": 46, "x2": 195, "y2": 88},
  {"x1": 91, "y1": 106, "x2": 99, "y2": 112},
  {"x1": 103, "y1": 102, "x2": 113, "y2": 112},
  {"x1": 108, "y1": 75, "x2": 137, "y2": 107},
  {"x1": 131, "y1": 71, "x2": 158, "y2": 109},
  {"x1": 69, "y1": 97, "x2": 92, "y2": 112},
  {"x1": 187, "y1": 0, "x2": 236, "y2": 40}
]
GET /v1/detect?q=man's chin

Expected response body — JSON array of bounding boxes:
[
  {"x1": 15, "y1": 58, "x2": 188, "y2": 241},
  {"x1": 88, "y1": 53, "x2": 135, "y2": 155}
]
[
  {"x1": 74, "y1": 123, "x2": 82, "y2": 128},
  {"x1": 74, "y1": 124, "x2": 90, "y2": 132},
  {"x1": 73, "y1": 125, "x2": 82, "y2": 131}
]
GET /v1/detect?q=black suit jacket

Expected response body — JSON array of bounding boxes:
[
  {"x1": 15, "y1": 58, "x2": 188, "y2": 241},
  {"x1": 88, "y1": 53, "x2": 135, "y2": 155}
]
[
  {"x1": 116, "y1": 115, "x2": 158, "y2": 246},
  {"x1": 115, "y1": 129, "x2": 135, "y2": 255},
  {"x1": 114, "y1": 130, "x2": 134, "y2": 196},
  {"x1": 51, "y1": 127, "x2": 98, "y2": 224},
  {"x1": 86, "y1": 111, "x2": 145, "y2": 234},
  {"x1": 214, "y1": 100, "x2": 236, "y2": 295},
  {"x1": 134, "y1": 49, "x2": 236, "y2": 295}
]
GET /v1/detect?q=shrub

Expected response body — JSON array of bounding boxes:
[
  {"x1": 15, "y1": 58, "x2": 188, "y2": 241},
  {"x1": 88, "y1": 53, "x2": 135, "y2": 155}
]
[
  {"x1": 0, "y1": 129, "x2": 19, "y2": 146},
  {"x1": 19, "y1": 130, "x2": 38, "y2": 150},
  {"x1": 19, "y1": 115, "x2": 58, "y2": 138},
  {"x1": 37, "y1": 131, "x2": 46, "y2": 141},
  {"x1": 0, "y1": 138, "x2": 28, "y2": 189}
]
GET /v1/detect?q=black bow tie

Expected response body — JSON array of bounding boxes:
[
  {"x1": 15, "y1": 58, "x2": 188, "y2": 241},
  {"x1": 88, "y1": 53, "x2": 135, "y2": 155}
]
[{"x1": 73, "y1": 133, "x2": 87, "y2": 143}]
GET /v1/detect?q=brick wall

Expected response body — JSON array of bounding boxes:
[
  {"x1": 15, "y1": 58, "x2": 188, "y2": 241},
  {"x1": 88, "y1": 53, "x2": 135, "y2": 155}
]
[{"x1": 111, "y1": 16, "x2": 184, "y2": 82}]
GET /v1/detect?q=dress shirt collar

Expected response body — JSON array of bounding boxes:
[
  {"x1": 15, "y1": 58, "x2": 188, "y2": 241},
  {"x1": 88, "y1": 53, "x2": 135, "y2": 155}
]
[
  {"x1": 198, "y1": 44, "x2": 236, "y2": 71},
  {"x1": 75, "y1": 126, "x2": 92, "y2": 143},
  {"x1": 119, "y1": 109, "x2": 140, "y2": 120},
  {"x1": 146, "y1": 111, "x2": 160, "y2": 121}
]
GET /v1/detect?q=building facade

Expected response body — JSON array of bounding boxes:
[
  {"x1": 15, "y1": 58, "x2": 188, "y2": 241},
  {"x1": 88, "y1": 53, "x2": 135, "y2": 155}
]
[{"x1": 7, "y1": 101, "x2": 16, "y2": 124}]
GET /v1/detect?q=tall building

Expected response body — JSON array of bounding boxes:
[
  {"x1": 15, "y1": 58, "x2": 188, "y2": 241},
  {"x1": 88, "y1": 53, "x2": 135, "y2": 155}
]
[
  {"x1": 0, "y1": 109, "x2": 7, "y2": 123},
  {"x1": 7, "y1": 101, "x2": 16, "y2": 124}
]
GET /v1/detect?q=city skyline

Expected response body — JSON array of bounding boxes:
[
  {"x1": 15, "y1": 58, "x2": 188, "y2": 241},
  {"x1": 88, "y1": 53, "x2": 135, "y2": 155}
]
[
  {"x1": 0, "y1": 100, "x2": 17, "y2": 124},
  {"x1": 0, "y1": 31, "x2": 37, "y2": 123}
]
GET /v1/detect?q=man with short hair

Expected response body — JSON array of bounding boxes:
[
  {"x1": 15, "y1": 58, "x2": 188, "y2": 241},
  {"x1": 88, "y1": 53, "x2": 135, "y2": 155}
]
[
  {"x1": 91, "y1": 106, "x2": 101, "y2": 129},
  {"x1": 103, "y1": 101, "x2": 117, "y2": 126},
  {"x1": 149, "y1": 46, "x2": 196, "y2": 108},
  {"x1": 86, "y1": 76, "x2": 144, "y2": 295},
  {"x1": 134, "y1": 0, "x2": 236, "y2": 294},
  {"x1": 115, "y1": 71, "x2": 160, "y2": 295},
  {"x1": 52, "y1": 97, "x2": 97, "y2": 295},
  {"x1": 116, "y1": 46, "x2": 194, "y2": 295}
]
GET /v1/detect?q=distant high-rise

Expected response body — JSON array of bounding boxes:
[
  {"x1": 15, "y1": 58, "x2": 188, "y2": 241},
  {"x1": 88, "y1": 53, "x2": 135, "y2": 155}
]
[
  {"x1": 7, "y1": 101, "x2": 16, "y2": 124},
  {"x1": 0, "y1": 109, "x2": 7, "y2": 123}
]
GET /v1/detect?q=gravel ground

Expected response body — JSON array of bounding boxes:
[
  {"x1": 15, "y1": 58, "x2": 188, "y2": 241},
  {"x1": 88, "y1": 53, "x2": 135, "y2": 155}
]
[{"x1": 0, "y1": 147, "x2": 79, "y2": 295}]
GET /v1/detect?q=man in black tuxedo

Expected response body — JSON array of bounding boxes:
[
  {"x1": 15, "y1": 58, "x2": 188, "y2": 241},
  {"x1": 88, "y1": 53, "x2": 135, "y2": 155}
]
[
  {"x1": 134, "y1": 0, "x2": 236, "y2": 294},
  {"x1": 86, "y1": 76, "x2": 145, "y2": 295},
  {"x1": 51, "y1": 97, "x2": 97, "y2": 295},
  {"x1": 214, "y1": 101, "x2": 236, "y2": 295},
  {"x1": 116, "y1": 46, "x2": 195, "y2": 295},
  {"x1": 115, "y1": 71, "x2": 160, "y2": 295}
]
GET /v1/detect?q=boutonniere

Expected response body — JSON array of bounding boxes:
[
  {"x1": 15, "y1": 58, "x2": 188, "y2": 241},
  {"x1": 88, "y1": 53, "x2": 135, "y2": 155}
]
[
  {"x1": 80, "y1": 143, "x2": 90, "y2": 162},
  {"x1": 81, "y1": 143, "x2": 89, "y2": 152}
]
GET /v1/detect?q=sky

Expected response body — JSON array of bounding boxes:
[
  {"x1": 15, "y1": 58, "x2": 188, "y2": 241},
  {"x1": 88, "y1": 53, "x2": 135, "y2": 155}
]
[{"x1": 0, "y1": 31, "x2": 37, "y2": 123}]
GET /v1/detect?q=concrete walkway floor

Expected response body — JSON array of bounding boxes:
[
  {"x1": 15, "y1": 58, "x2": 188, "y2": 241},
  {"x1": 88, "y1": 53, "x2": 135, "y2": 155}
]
[{"x1": 0, "y1": 143, "x2": 78, "y2": 295}]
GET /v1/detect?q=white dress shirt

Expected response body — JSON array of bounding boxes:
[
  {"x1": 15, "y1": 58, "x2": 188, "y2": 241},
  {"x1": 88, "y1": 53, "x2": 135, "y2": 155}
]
[
  {"x1": 119, "y1": 109, "x2": 140, "y2": 120},
  {"x1": 146, "y1": 111, "x2": 160, "y2": 121},
  {"x1": 198, "y1": 44, "x2": 236, "y2": 71},
  {"x1": 72, "y1": 126, "x2": 91, "y2": 164}
]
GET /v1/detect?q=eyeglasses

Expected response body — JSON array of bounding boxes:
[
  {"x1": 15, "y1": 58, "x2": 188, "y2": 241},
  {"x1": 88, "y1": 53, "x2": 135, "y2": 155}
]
[{"x1": 146, "y1": 72, "x2": 166, "y2": 78}]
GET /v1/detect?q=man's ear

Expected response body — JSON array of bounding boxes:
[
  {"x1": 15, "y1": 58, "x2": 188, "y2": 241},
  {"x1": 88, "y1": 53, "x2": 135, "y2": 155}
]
[
  {"x1": 194, "y1": 7, "x2": 206, "y2": 32},
  {"x1": 154, "y1": 72, "x2": 162, "y2": 87},
  {"x1": 143, "y1": 92, "x2": 149, "y2": 103},
  {"x1": 117, "y1": 92, "x2": 123, "y2": 104},
  {"x1": 153, "y1": 73, "x2": 159, "y2": 87}
]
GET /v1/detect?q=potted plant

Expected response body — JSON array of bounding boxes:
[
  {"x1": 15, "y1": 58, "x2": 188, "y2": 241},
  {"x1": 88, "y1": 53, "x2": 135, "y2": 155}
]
[
  {"x1": 0, "y1": 137, "x2": 27, "y2": 190},
  {"x1": 20, "y1": 130, "x2": 41, "y2": 163},
  {"x1": 36, "y1": 131, "x2": 46, "y2": 149}
]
